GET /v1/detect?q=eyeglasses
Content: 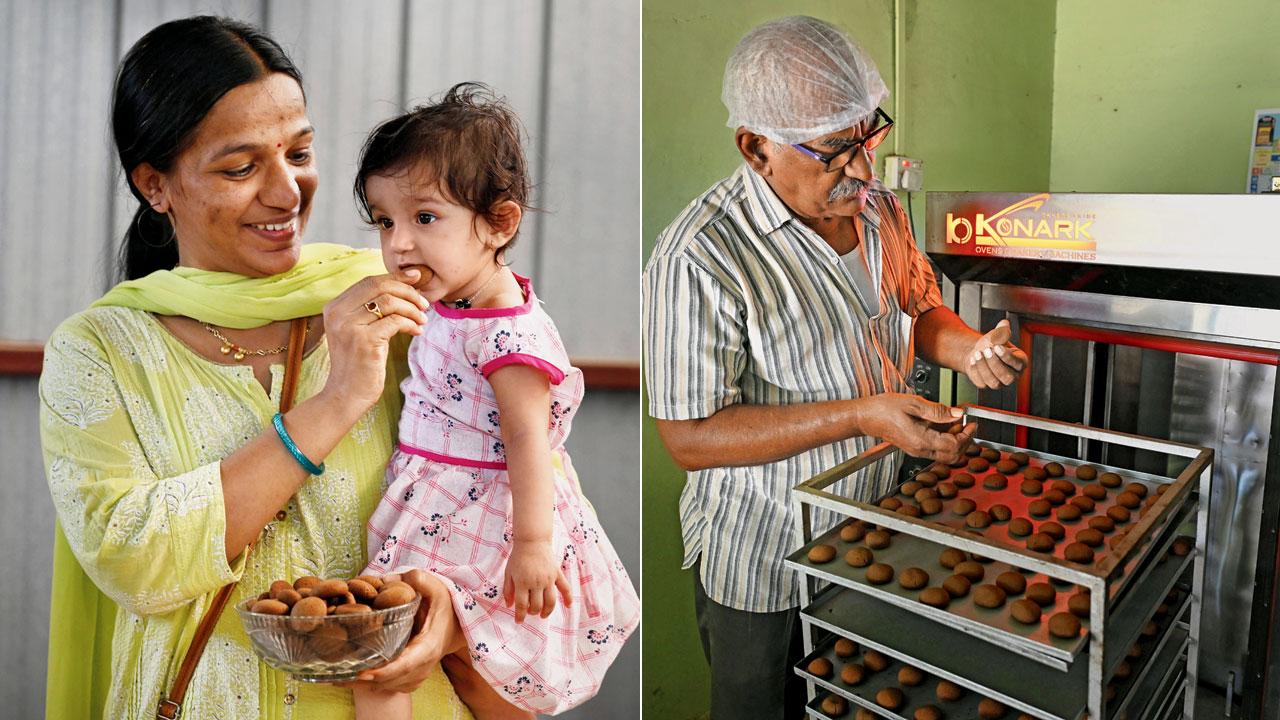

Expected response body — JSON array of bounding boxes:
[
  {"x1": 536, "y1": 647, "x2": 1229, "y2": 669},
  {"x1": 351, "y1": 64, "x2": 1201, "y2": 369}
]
[{"x1": 791, "y1": 108, "x2": 894, "y2": 173}]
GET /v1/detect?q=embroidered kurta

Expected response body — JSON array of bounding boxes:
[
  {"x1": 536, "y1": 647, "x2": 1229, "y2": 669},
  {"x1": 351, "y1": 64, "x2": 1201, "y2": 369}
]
[
  {"x1": 40, "y1": 306, "x2": 473, "y2": 720},
  {"x1": 643, "y1": 164, "x2": 943, "y2": 613}
]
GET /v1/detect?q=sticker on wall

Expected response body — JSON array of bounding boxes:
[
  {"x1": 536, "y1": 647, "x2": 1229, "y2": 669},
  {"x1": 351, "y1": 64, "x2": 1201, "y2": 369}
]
[{"x1": 1247, "y1": 109, "x2": 1280, "y2": 193}]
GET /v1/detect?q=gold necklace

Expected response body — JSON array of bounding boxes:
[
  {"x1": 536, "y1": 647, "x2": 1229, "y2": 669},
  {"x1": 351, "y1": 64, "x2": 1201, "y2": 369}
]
[{"x1": 201, "y1": 320, "x2": 306, "y2": 362}]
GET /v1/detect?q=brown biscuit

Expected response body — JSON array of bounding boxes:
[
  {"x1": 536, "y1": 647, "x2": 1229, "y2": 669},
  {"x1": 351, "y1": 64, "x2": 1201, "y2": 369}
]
[
  {"x1": 966, "y1": 510, "x2": 993, "y2": 529},
  {"x1": 879, "y1": 497, "x2": 903, "y2": 511},
  {"x1": 1010, "y1": 452, "x2": 1031, "y2": 466},
  {"x1": 863, "y1": 649, "x2": 890, "y2": 671},
  {"x1": 927, "y1": 463, "x2": 952, "y2": 479},
  {"x1": 1009, "y1": 517, "x2": 1034, "y2": 537},
  {"x1": 952, "y1": 498, "x2": 978, "y2": 516},
  {"x1": 1107, "y1": 506, "x2": 1132, "y2": 524},
  {"x1": 983, "y1": 474, "x2": 1009, "y2": 490},
  {"x1": 901, "y1": 480, "x2": 922, "y2": 497},
  {"x1": 969, "y1": 552, "x2": 994, "y2": 564},
  {"x1": 938, "y1": 548, "x2": 967, "y2": 569},
  {"x1": 876, "y1": 687, "x2": 905, "y2": 710},
  {"x1": 1083, "y1": 484, "x2": 1109, "y2": 501},
  {"x1": 866, "y1": 530, "x2": 892, "y2": 549},
  {"x1": 915, "y1": 471, "x2": 940, "y2": 486},
  {"x1": 1099, "y1": 472, "x2": 1123, "y2": 488},
  {"x1": 807, "y1": 657, "x2": 833, "y2": 678},
  {"x1": 1026, "y1": 533, "x2": 1055, "y2": 553},
  {"x1": 1040, "y1": 521, "x2": 1066, "y2": 540},
  {"x1": 1010, "y1": 598, "x2": 1042, "y2": 624},
  {"x1": 1088, "y1": 515, "x2": 1116, "y2": 532},
  {"x1": 967, "y1": 457, "x2": 991, "y2": 473},
  {"x1": 954, "y1": 560, "x2": 985, "y2": 582},
  {"x1": 808, "y1": 544, "x2": 837, "y2": 563},
  {"x1": 898, "y1": 665, "x2": 926, "y2": 686},
  {"x1": 899, "y1": 567, "x2": 930, "y2": 590},
  {"x1": 845, "y1": 547, "x2": 874, "y2": 568},
  {"x1": 1048, "y1": 612, "x2": 1082, "y2": 639},
  {"x1": 1026, "y1": 582, "x2": 1057, "y2": 606},
  {"x1": 964, "y1": 443, "x2": 982, "y2": 457},
  {"x1": 1114, "y1": 660, "x2": 1132, "y2": 680},
  {"x1": 1043, "y1": 489, "x2": 1068, "y2": 506},
  {"x1": 1116, "y1": 491, "x2": 1141, "y2": 509},
  {"x1": 973, "y1": 584, "x2": 1007, "y2": 608},
  {"x1": 841, "y1": 663, "x2": 866, "y2": 685},
  {"x1": 1028, "y1": 500, "x2": 1052, "y2": 518},
  {"x1": 1020, "y1": 479, "x2": 1044, "y2": 496},
  {"x1": 1057, "y1": 504, "x2": 1083, "y2": 522},
  {"x1": 1075, "y1": 528, "x2": 1105, "y2": 547},
  {"x1": 920, "y1": 587, "x2": 951, "y2": 608},
  {"x1": 1068, "y1": 591, "x2": 1091, "y2": 618},
  {"x1": 866, "y1": 563, "x2": 895, "y2": 584},
  {"x1": 914, "y1": 706, "x2": 944, "y2": 720},
  {"x1": 995, "y1": 459, "x2": 1019, "y2": 474},
  {"x1": 977, "y1": 447, "x2": 1000, "y2": 463},
  {"x1": 897, "y1": 504, "x2": 923, "y2": 518},
  {"x1": 834, "y1": 637, "x2": 858, "y2": 658},
  {"x1": 839, "y1": 521, "x2": 868, "y2": 543},
  {"x1": 915, "y1": 487, "x2": 939, "y2": 502},
  {"x1": 1125, "y1": 482, "x2": 1149, "y2": 498},
  {"x1": 1023, "y1": 466, "x2": 1048, "y2": 481},
  {"x1": 1050, "y1": 479, "x2": 1077, "y2": 496},
  {"x1": 978, "y1": 698, "x2": 1008, "y2": 719},
  {"x1": 943, "y1": 574, "x2": 972, "y2": 598},
  {"x1": 989, "y1": 504, "x2": 1012, "y2": 522},
  {"x1": 1075, "y1": 465, "x2": 1099, "y2": 481},
  {"x1": 1064, "y1": 542, "x2": 1096, "y2": 564},
  {"x1": 921, "y1": 498, "x2": 944, "y2": 515},
  {"x1": 1141, "y1": 620, "x2": 1159, "y2": 637},
  {"x1": 1044, "y1": 462, "x2": 1065, "y2": 478},
  {"x1": 820, "y1": 694, "x2": 848, "y2": 717},
  {"x1": 1069, "y1": 496, "x2": 1096, "y2": 513},
  {"x1": 1127, "y1": 644, "x2": 1143, "y2": 660},
  {"x1": 936, "y1": 679, "x2": 964, "y2": 702},
  {"x1": 996, "y1": 571, "x2": 1027, "y2": 595},
  {"x1": 937, "y1": 482, "x2": 959, "y2": 499},
  {"x1": 951, "y1": 472, "x2": 976, "y2": 489},
  {"x1": 1171, "y1": 537, "x2": 1194, "y2": 556}
]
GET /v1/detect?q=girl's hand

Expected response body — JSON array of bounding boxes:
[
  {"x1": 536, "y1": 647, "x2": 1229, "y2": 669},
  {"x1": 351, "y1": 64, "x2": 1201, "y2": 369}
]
[
  {"x1": 320, "y1": 272, "x2": 428, "y2": 414},
  {"x1": 503, "y1": 538, "x2": 572, "y2": 623},
  {"x1": 347, "y1": 569, "x2": 463, "y2": 693}
]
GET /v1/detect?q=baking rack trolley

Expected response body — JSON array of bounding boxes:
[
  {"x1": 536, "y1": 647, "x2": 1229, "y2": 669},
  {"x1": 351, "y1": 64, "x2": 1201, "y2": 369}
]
[{"x1": 788, "y1": 405, "x2": 1213, "y2": 720}]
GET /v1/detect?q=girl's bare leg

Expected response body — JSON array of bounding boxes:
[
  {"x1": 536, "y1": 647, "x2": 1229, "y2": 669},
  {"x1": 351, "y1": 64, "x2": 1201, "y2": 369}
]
[
  {"x1": 353, "y1": 684, "x2": 412, "y2": 720},
  {"x1": 442, "y1": 651, "x2": 536, "y2": 720}
]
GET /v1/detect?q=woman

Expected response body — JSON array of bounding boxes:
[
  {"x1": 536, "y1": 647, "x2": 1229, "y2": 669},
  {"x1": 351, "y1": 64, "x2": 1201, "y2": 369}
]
[{"x1": 41, "y1": 16, "x2": 473, "y2": 719}]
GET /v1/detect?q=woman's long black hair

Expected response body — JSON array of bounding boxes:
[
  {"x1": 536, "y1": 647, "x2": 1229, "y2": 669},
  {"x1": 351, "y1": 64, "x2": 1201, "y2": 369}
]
[{"x1": 111, "y1": 16, "x2": 304, "y2": 281}]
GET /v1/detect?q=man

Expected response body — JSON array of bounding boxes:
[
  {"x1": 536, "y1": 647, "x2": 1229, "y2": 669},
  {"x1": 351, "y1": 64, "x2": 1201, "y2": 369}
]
[{"x1": 642, "y1": 15, "x2": 1027, "y2": 719}]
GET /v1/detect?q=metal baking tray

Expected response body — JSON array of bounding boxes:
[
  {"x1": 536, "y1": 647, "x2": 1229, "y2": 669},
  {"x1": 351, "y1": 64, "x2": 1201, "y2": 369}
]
[
  {"x1": 1106, "y1": 590, "x2": 1193, "y2": 720},
  {"x1": 795, "y1": 634, "x2": 988, "y2": 720},
  {"x1": 800, "y1": 584, "x2": 1085, "y2": 720},
  {"x1": 1103, "y1": 555, "x2": 1193, "y2": 676},
  {"x1": 1110, "y1": 624, "x2": 1188, "y2": 720}
]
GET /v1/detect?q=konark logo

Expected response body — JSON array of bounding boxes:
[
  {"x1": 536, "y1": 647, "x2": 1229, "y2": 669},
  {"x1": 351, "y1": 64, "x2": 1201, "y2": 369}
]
[{"x1": 945, "y1": 193, "x2": 1096, "y2": 251}]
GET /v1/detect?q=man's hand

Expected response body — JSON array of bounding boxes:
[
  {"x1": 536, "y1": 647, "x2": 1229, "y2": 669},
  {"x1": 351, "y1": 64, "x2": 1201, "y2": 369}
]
[
  {"x1": 855, "y1": 393, "x2": 977, "y2": 464},
  {"x1": 961, "y1": 319, "x2": 1027, "y2": 389}
]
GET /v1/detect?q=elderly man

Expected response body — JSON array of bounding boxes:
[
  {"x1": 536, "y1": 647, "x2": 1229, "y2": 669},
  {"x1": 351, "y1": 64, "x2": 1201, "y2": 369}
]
[{"x1": 642, "y1": 15, "x2": 1027, "y2": 719}]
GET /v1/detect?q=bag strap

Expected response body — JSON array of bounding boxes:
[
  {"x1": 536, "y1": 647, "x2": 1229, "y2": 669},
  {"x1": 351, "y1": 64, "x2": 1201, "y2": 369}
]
[{"x1": 157, "y1": 317, "x2": 310, "y2": 720}]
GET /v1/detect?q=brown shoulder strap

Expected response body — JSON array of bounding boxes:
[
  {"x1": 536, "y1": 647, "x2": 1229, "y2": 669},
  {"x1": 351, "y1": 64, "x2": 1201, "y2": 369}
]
[{"x1": 158, "y1": 317, "x2": 310, "y2": 719}]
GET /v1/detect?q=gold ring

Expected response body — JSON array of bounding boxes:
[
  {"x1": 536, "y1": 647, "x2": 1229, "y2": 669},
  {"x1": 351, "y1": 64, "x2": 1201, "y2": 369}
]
[{"x1": 363, "y1": 300, "x2": 384, "y2": 319}]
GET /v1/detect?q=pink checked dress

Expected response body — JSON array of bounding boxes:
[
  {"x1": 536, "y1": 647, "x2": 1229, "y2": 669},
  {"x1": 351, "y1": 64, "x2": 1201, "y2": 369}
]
[{"x1": 364, "y1": 275, "x2": 639, "y2": 714}]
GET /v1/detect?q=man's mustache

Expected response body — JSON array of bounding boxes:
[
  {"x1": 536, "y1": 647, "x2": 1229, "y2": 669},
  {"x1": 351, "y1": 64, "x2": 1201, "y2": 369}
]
[{"x1": 829, "y1": 177, "x2": 869, "y2": 203}]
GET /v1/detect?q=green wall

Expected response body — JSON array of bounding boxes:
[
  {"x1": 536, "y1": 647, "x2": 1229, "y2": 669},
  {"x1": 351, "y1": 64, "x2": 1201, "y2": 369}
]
[
  {"x1": 1050, "y1": 0, "x2": 1280, "y2": 193},
  {"x1": 642, "y1": 2, "x2": 1056, "y2": 717}
]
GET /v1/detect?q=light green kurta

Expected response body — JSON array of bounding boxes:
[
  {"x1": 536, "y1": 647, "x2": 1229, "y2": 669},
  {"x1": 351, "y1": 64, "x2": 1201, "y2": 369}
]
[{"x1": 40, "y1": 306, "x2": 473, "y2": 720}]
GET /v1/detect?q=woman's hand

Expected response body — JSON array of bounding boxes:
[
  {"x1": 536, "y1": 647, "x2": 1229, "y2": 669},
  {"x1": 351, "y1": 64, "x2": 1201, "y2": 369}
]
[
  {"x1": 348, "y1": 569, "x2": 464, "y2": 694},
  {"x1": 320, "y1": 271, "x2": 428, "y2": 414},
  {"x1": 504, "y1": 539, "x2": 573, "y2": 623}
]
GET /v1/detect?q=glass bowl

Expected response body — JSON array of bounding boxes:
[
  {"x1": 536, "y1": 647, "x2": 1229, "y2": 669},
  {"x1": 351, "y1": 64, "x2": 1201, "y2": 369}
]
[{"x1": 235, "y1": 595, "x2": 420, "y2": 682}]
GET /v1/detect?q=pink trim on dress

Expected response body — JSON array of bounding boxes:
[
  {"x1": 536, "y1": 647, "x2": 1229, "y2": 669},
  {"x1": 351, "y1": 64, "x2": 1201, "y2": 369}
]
[
  {"x1": 433, "y1": 273, "x2": 535, "y2": 319},
  {"x1": 397, "y1": 442, "x2": 508, "y2": 470},
  {"x1": 480, "y1": 352, "x2": 567, "y2": 384}
]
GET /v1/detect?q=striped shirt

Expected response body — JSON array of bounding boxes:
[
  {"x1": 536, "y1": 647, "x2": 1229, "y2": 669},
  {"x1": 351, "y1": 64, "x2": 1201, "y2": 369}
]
[{"x1": 642, "y1": 163, "x2": 942, "y2": 612}]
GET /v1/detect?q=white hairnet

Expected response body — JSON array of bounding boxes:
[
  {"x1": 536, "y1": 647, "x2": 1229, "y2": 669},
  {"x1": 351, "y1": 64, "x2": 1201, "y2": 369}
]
[{"x1": 722, "y1": 16, "x2": 890, "y2": 144}]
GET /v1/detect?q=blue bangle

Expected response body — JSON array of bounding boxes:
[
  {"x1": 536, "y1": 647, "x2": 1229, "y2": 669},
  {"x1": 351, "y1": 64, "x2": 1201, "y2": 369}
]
[{"x1": 272, "y1": 412, "x2": 325, "y2": 475}]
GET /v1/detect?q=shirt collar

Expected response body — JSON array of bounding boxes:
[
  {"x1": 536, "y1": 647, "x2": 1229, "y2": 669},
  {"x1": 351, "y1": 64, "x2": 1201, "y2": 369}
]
[{"x1": 739, "y1": 163, "x2": 891, "y2": 237}]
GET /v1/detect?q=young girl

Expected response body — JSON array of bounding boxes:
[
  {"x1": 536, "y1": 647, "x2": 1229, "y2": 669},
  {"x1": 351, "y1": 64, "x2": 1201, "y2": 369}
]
[{"x1": 350, "y1": 83, "x2": 639, "y2": 719}]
